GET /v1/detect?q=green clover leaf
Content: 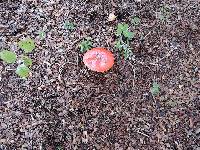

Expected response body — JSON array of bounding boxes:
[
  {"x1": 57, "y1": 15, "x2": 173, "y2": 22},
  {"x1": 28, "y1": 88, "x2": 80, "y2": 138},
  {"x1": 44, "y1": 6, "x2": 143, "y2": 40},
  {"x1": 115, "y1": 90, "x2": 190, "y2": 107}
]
[
  {"x1": 116, "y1": 23, "x2": 129, "y2": 36},
  {"x1": 123, "y1": 30, "x2": 134, "y2": 39},
  {"x1": 116, "y1": 23, "x2": 134, "y2": 39},
  {"x1": 123, "y1": 24, "x2": 129, "y2": 31}
]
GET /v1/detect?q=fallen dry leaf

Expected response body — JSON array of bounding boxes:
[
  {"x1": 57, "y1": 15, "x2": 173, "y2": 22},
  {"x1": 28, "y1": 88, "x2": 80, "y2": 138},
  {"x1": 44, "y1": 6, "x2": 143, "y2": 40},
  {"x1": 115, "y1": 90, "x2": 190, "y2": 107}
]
[{"x1": 108, "y1": 13, "x2": 117, "y2": 21}]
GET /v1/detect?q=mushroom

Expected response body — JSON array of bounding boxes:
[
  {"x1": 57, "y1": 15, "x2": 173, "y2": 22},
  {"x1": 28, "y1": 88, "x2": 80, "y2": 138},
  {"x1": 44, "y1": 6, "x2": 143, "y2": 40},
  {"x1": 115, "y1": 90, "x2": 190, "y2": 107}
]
[{"x1": 83, "y1": 48, "x2": 114, "y2": 72}]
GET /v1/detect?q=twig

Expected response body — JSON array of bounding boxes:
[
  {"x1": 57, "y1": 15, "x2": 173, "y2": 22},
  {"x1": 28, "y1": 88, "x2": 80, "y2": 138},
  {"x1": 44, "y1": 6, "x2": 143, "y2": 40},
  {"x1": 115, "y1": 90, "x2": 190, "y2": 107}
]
[
  {"x1": 158, "y1": 49, "x2": 174, "y2": 62},
  {"x1": 143, "y1": 31, "x2": 152, "y2": 39},
  {"x1": 137, "y1": 130, "x2": 150, "y2": 138},
  {"x1": 148, "y1": 49, "x2": 174, "y2": 66},
  {"x1": 128, "y1": 62, "x2": 136, "y2": 87}
]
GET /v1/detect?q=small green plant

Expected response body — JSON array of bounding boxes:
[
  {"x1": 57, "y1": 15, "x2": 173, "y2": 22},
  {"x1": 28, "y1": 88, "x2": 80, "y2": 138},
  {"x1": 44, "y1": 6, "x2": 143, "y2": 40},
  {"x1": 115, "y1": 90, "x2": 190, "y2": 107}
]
[
  {"x1": 150, "y1": 82, "x2": 160, "y2": 95},
  {"x1": 18, "y1": 38, "x2": 35, "y2": 53},
  {"x1": 0, "y1": 38, "x2": 35, "y2": 78},
  {"x1": 131, "y1": 16, "x2": 141, "y2": 26},
  {"x1": 0, "y1": 50, "x2": 17, "y2": 64},
  {"x1": 159, "y1": 5, "x2": 171, "y2": 22},
  {"x1": 79, "y1": 38, "x2": 92, "y2": 53},
  {"x1": 64, "y1": 21, "x2": 75, "y2": 30},
  {"x1": 115, "y1": 23, "x2": 134, "y2": 59},
  {"x1": 38, "y1": 31, "x2": 46, "y2": 39}
]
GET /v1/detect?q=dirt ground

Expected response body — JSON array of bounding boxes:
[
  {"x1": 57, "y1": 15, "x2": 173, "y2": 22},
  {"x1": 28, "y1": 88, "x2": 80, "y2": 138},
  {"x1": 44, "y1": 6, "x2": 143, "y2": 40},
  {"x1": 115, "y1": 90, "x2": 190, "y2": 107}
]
[{"x1": 0, "y1": 0, "x2": 199, "y2": 149}]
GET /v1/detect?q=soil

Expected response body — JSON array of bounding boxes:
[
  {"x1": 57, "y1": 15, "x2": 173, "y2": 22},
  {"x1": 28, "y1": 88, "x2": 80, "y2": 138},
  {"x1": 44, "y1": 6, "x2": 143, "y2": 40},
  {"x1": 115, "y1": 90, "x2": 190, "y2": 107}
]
[{"x1": 0, "y1": 0, "x2": 199, "y2": 150}]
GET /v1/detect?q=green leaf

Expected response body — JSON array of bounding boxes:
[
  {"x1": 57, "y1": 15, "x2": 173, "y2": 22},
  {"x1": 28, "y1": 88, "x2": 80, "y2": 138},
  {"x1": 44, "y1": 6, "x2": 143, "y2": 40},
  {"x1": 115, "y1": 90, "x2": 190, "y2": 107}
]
[
  {"x1": 18, "y1": 38, "x2": 35, "y2": 53},
  {"x1": 116, "y1": 29, "x2": 122, "y2": 36},
  {"x1": 116, "y1": 23, "x2": 134, "y2": 40},
  {"x1": 16, "y1": 64, "x2": 30, "y2": 78},
  {"x1": 22, "y1": 56, "x2": 32, "y2": 67},
  {"x1": 150, "y1": 82, "x2": 160, "y2": 95},
  {"x1": 116, "y1": 23, "x2": 129, "y2": 35},
  {"x1": 123, "y1": 24, "x2": 129, "y2": 31},
  {"x1": 123, "y1": 31, "x2": 134, "y2": 39},
  {"x1": 0, "y1": 50, "x2": 17, "y2": 64},
  {"x1": 64, "y1": 21, "x2": 75, "y2": 30},
  {"x1": 131, "y1": 16, "x2": 140, "y2": 26}
]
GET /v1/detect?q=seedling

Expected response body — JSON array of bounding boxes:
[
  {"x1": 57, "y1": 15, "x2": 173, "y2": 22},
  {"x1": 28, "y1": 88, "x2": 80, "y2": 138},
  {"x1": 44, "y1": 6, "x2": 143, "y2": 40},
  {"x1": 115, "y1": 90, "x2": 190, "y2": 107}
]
[
  {"x1": 79, "y1": 38, "x2": 92, "y2": 53},
  {"x1": 38, "y1": 31, "x2": 46, "y2": 39},
  {"x1": 0, "y1": 38, "x2": 35, "y2": 78},
  {"x1": 131, "y1": 16, "x2": 141, "y2": 26},
  {"x1": 150, "y1": 82, "x2": 160, "y2": 95},
  {"x1": 115, "y1": 23, "x2": 134, "y2": 59},
  {"x1": 159, "y1": 5, "x2": 171, "y2": 22},
  {"x1": 18, "y1": 38, "x2": 35, "y2": 53},
  {"x1": 64, "y1": 21, "x2": 75, "y2": 30},
  {"x1": 0, "y1": 50, "x2": 17, "y2": 64}
]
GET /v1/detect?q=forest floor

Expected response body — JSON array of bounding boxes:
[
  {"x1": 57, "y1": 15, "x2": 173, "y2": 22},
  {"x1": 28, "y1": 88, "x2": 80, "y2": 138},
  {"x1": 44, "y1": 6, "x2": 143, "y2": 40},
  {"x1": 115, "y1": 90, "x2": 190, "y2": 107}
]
[{"x1": 0, "y1": 0, "x2": 199, "y2": 150}]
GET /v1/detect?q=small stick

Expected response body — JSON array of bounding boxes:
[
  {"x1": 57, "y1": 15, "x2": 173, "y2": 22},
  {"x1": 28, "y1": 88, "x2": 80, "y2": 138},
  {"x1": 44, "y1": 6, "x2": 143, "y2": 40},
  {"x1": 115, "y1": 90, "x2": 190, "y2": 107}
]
[
  {"x1": 143, "y1": 31, "x2": 152, "y2": 39},
  {"x1": 137, "y1": 131, "x2": 150, "y2": 138}
]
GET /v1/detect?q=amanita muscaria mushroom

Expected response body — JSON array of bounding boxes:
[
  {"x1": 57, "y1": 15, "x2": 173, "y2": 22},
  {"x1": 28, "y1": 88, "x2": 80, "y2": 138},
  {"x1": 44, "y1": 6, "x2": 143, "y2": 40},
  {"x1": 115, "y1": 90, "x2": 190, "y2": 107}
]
[{"x1": 83, "y1": 48, "x2": 114, "y2": 72}]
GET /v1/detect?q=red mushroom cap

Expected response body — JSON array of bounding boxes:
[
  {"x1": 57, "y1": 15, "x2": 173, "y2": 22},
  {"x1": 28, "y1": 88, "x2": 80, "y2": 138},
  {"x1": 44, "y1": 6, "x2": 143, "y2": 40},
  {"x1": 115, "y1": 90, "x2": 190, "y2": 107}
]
[{"x1": 83, "y1": 48, "x2": 114, "y2": 72}]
